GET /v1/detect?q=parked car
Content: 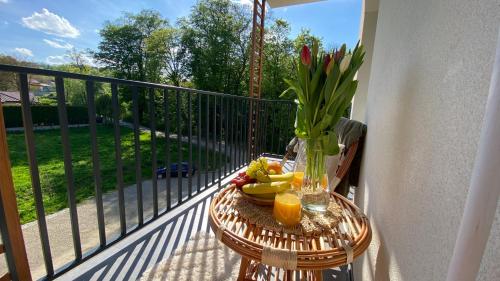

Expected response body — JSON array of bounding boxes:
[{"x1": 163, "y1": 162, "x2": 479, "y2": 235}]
[{"x1": 157, "y1": 162, "x2": 196, "y2": 178}]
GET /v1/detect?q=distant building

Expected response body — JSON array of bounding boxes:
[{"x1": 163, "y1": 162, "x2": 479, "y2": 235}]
[
  {"x1": 0, "y1": 91, "x2": 36, "y2": 104},
  {"x1": 30, "y1": 78, "x2": 54, "y2": 96},
  {"x1": 29, "y1": 79, "x2": 41, "y2": 86},
  {"x1": 34, "y1": 83, "x2": 52, "y2": 96}
]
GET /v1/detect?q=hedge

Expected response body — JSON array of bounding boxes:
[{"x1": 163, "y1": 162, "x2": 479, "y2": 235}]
[{"x1": 2, "y1": 105, "x2": 89, "y2": 128}]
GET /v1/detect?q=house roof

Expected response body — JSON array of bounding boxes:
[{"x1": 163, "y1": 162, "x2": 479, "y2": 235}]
[
  {"x1": 267, "y1": 0, "x2": 324, "y2": 8},
  {"x1": 29, "y1": 79, "x2": 41, "y2": 86},
  {"x1": 0, "y1": 91, "x2": 35, "y2": 103}
]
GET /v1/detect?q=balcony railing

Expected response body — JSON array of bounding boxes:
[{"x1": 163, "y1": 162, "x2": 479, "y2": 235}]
[{"x1": 0, "y1": 64, "x2": 296, "y2": 280}]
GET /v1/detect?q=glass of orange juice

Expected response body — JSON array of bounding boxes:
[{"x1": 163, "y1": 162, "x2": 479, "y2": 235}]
[{"x1": 273, "y1": 190, "x2": 301, "y2": 227}]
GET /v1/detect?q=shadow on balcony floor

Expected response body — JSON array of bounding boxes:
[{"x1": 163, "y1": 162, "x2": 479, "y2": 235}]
[{"x1": 57, "y1": 169, "x2": 351, "y2": 281}]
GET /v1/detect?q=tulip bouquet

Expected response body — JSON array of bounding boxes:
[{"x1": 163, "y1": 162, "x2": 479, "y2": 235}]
[{"x1": 281, "y1": 41, "x2": 364, "y2": 211}]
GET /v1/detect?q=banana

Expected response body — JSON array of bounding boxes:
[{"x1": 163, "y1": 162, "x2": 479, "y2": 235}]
[
  {"x1": 269, "y1": 172, "x2": 294, "y2": 182},
  {"x1": 242, "y1": 181, "x2": 291, "y2": 194},
  {"x1": 256, "y1": 172, "x2": 271, "y2": 182},
  {"x1": 255, "y1": 172, "x2": 294, "y2": 183}
]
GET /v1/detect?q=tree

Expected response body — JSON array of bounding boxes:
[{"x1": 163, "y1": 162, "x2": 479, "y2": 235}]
[
  {"x1": 95, "y1": 91, "x2": 112, "y2": 122},
  {"x1": 50, "y1": 64, "x2": 111, "y2": 107},
  {"x1": 93, "y1": 10, "x2": 170, "y2": 122},
  {"x1": 179, "y1": 0, "x2": 251, "y2": 95},
  {"x1": 145, "y1": 28, "x2": 187, "y2": 86},
  {"x1": 164, "y1": 29, "x2": 188, "y2": 86},
  {"x1": 293, "y1": 29, "x2": 324, "y2": 54},
  {"x1": 94, "y1": 10, "x2": 169, "y2": 82},
  {"x1": 0, "y1": 55, "x2": 37, "y2": 91},
  {"x1": 94, "y1": 24, "x2": 143, "y2": 80},
  {"x1": 261, "y1": 19, "x2": 294, "y2": 99},
  {"x1": 67, "y1": 48, "x2": 88, "y2": 71}
]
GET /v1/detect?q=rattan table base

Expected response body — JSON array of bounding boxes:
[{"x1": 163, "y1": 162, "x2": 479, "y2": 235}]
[{"x1": 209, "y1": 185, "x2": 372, "y2": 281}]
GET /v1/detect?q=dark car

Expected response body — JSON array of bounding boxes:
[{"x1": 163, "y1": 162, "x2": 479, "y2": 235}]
[{"x1": 157, "y1": 162, "x2": 196, "y2": 178}]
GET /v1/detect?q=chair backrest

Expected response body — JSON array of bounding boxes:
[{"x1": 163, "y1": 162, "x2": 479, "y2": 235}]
[
  {"x1": 332, "y1": 118, "x2": 367, "y2": 197},
  {"x1": 331, "y1": 140, "x2": 359, "y2": 192}
]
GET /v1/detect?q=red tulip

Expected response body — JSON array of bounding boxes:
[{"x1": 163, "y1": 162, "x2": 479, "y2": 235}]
[
  {"x1": 324, "y1": 54, "x2": 332, "y2": 73},
  {"x1": 333, "y1": 49, "x2": 343, "y2": 63},
  {"x1": 301, "y1": 45, "x2": 311, "y2": 67},
  {"x1": 334, "y1": 44, "x2": 347, "y2": 63}
]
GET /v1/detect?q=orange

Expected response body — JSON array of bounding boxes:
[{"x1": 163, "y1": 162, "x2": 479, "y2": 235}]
[{"x1": 267, "y1": 161, "x2": 283, "y2": 174}]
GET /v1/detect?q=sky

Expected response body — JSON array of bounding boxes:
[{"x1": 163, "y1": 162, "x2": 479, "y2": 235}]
[{"x1": 0, "y1": 0, "x2": 361, "y2": 66}]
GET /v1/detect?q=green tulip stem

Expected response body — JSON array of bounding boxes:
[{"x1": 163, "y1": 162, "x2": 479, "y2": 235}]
[{"x1": 305, "y1": 138, "x2": 326, "y2": 190}]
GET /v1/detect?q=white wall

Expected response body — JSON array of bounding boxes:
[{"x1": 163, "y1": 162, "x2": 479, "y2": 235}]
[
  {"x1": 352, "y1": 0, "x2": 500, "y2": 280},
  {"x1": 351, "y1": 0, "x2": 378, "y2": 122}
]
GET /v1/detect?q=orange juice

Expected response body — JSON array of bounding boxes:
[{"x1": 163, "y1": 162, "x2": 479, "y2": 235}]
[
  {"x1": 273, "y1": 192, "x2": 301, "y2": 226},
  {"x1": 292, "y1": 172, "x2": 328, "y2": 190},
  {"x1": 291, "y1": 172, "x2": 304, "y2": 189},
  {"x1": 321, "y1": 175, "x2": 328, "y2": 189}
]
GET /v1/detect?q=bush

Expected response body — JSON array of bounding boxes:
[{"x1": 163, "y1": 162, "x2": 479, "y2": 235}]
[{"x1": 2, "y1": 105, "x2": 89, "y2": 128}]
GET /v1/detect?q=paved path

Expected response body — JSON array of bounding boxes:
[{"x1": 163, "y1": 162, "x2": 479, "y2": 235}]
[{"x1": 120, "y1": 121, "x2": 229, "y2": 151}]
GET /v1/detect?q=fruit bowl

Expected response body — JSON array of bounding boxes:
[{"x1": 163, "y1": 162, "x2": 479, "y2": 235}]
[
  {"x1": 229, "y1": 158, "x2": 293, "y2": 206},
  {"x1": 233, "y1": 185, "x2": 275, "y2": 206}
]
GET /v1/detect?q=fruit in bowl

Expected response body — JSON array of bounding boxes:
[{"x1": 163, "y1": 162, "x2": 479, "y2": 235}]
[
  {"x1": 233, "y1": 157, "x2": 294, "y2": 202},
  {"x1": 242, "y1": 180, "x2": 291, "y2": 195},
  {"x1": 267, "y1": 161, "x2": 283, "y2": 175},
  {"x1": 230, "y1": 171, "x2": 256, "y2": 188}
]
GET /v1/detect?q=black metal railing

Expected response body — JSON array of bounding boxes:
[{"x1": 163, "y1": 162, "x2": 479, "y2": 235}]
[{"x1": 0, "y1": 64, "x2": 295, "y2": 279}]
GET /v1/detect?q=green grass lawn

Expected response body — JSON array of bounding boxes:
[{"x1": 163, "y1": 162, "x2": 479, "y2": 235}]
[{"x1": 8, "y1": 125, "x2": 227, "y2": 224}]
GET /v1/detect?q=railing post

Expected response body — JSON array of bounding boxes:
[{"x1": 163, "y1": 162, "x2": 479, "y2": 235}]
[
  {"x1": 0, "y1": 102, "x2": 32, "y2": 281},
  {"x1": 19, "y1": 73, "x2": 53, "y2": 276},
  {"x1": 55, "y1": 76, "x2": 82, "y2": 260}
]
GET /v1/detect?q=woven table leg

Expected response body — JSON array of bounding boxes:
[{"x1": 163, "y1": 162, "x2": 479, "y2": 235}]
[
  {"x1": 313, "y1": 270, "x2": 323, "y2": 281},
  {"x1": 248, "y1": 260, "x2": 260, "y2": 280},
  {"x1": 238, "y1": 257, "x2": 252, "y2": 281}
]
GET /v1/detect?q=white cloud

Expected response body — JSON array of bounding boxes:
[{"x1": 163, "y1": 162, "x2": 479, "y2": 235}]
[
  {"x1": 80, "y1": 53, "x2": 100, "y2": 67},
  {"x1": 46, "y1": 53, "x2": 99, "y2": 67},
  {"x1": 46, "y1": 55, "x2": 70, "y2": 65},
  {"x1": 15, "y1": 47, "x2": 33, "y2": 57},
  {"x1": 22, "y1": 8, "x2": 80, "y2": 38},
  {"x1": 0, "y1": 0, "x2": 9, "y2": 4},
  {"x1": 43, "y1": 38, "x2": 73, "y2": 49}
]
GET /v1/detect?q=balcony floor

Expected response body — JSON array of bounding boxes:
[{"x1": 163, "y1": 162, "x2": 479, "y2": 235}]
[{"x1": 57, "y1": 165, "x2": 351, "y2": 281}]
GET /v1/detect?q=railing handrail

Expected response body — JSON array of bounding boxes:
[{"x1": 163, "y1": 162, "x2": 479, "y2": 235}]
[{"x1": 0, "y1": 64, "x2": 293, "y2": 103}]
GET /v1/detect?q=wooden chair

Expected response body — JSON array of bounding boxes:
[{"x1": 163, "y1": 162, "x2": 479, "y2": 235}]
[{"x1": 331, "y1": 140, "x2": 360, "y2": 197}]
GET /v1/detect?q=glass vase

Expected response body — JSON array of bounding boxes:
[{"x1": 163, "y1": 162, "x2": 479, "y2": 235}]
[{"x1": 299, "y1": 138, "x2": 330, "y2": 213}]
